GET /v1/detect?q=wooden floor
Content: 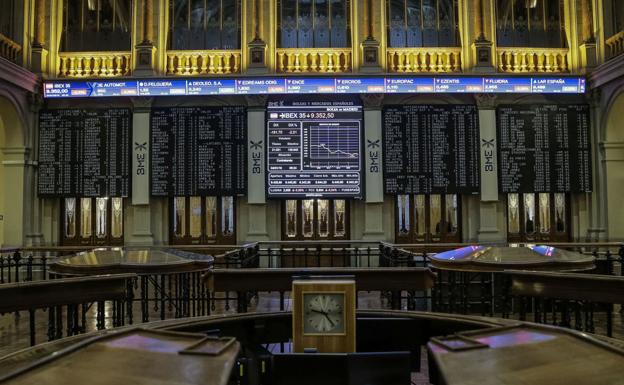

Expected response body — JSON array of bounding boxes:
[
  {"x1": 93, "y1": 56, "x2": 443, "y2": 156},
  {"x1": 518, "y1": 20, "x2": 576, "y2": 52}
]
[{"x1": 1, "y1": 292, "x2": 623, "y2": 385}]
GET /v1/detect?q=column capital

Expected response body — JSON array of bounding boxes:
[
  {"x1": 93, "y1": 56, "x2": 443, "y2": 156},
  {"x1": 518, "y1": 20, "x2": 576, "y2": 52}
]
[
  {"x1": 360, "y1": 94, "x2": 384, "y2": 109},
  {"x1": 130, "y1": 97, "x2": 154, "y2": 111},
  {"x1": 245, "y1": 95, "x2": 268, "y2": 108},
  {"x1": 474, "y1": 94, "x2": 497, "y2": 109}
]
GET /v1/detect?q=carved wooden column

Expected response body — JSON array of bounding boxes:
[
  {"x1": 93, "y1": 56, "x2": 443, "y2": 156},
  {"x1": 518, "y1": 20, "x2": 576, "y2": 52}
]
[
  {"x1": 143, "y1": 0, "x2": 154, "y2": 43},
  {"x1": 135, "y1": 0, "x2": 156, "y2": 76},
  {"x1": 31, "y1": 0, "x2": 48, "y2": 74},
  {"x1": 360, "y1": 0, "x2": 381, "y2": 72},
  {"x1": 472, "y1": 0, "x2": 494, "y2": 72},
  {"x1": 579, "y1": 0, "x2": 597, "y2": 70},
  {"x1": 248, "y1": 0, "x2": 268, "y2": 73}
]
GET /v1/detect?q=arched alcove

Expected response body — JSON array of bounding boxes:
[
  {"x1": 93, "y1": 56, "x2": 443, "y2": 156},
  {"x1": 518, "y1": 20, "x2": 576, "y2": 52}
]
[
  {"x1": 604, "y1": 91, "x2": 624, "y2": 240},
  {"x1": 0, "y1": 95, "x2": 26, "y2": 247}
]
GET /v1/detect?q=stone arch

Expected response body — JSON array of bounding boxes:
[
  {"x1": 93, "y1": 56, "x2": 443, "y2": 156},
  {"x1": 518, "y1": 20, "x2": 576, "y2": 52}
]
[
  {"x1": 603, "y1": 89, "x2": 624, "y2": 240},
  {"x1": 0, "y1": 93, "x2": 28, "y2": 247}
]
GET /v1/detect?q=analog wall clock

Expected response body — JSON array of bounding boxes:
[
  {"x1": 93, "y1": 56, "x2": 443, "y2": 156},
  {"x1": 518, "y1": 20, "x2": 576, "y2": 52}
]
[{"x1": 292, "y1": 278, "x2": 356, "y2": 353}]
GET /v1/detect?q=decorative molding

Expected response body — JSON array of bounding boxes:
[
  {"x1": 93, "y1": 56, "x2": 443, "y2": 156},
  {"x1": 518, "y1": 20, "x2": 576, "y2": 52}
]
[
  {"x1": 0, "y1": 57, "x2": 39, "y2": 94},
  {"x1": 588, "y1": 53, "x2": 624, "y2": 89}
]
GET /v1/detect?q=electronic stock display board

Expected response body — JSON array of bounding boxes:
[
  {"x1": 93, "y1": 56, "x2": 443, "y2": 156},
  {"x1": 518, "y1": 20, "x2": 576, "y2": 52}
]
[
  {"x1": 266, "y1": 98, "x2": 363, "y2": 198},
  {"x1": 150, "y1": 106, "x2": 247, "y2": 196},
  {"x1": 382, "y1": 105, "x2": 480, "y2": 194},
  {"x1": 43, "y1": 76, "x2": 586, "y2": 98},
  {"x1": 38, "y1": 108, "x2": 131, "y2": 197},
  {"x1": 497, "y1": 105, "x2": 592, "y2": 193}
]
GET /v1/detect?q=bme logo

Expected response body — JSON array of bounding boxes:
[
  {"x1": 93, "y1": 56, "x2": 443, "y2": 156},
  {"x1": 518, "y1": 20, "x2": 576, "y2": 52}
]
[
  {"x1": 481, "y1": 139, "x2": 495, "y2": 172},
  {"x1": 250, "y1": 141, "x2": 263, "y2": 174},
  {"x1": 135, "y1": 142, "x2": 147, "y2": 175},
  {"x1": 368, "y1": 140, "x2": 380, "y2": 173}
]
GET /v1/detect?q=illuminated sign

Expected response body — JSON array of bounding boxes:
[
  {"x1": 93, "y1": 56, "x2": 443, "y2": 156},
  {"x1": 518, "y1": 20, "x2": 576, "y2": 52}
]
[{"x1": 43, "y1": 76, "x2": 586, "y2": 98}]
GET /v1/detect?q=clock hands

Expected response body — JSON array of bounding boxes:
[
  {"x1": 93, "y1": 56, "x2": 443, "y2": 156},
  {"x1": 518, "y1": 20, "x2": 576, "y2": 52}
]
[{"x1": 309, "y1": 309, "x2": 336, "y2": 328}]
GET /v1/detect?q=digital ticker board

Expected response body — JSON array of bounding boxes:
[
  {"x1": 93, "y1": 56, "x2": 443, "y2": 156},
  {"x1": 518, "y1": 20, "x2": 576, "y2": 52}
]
[
  {"x1": 38, "y1": 108, "x2": 131, "y2": 197},
  {"x1": 43, "y1": 76, "x2": 586, "y2": 98},
  {"x1": 497, "y1": 105, "x2": 592, "y2": 193},
  {"x1": 266, "y1": 98, "x2": 363, "y2": 198}
]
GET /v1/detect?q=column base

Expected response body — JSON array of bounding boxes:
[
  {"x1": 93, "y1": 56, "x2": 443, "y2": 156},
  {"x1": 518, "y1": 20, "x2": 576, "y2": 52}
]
[
  {"x1": 134, "y1": 43, "x2": 157, "y2": 77},
  {"x1": 31, "y1": 45, "x2": 48, "y2": 76},
  {"x1": 477, "y1": 227, "x2": 502, "y2": 243},
  {"x1": 25, "y1": 233, "x2": 44, "y2": 246},
  {"x1": 472, "y1": 38, "x2": 495, "y2": 73}
]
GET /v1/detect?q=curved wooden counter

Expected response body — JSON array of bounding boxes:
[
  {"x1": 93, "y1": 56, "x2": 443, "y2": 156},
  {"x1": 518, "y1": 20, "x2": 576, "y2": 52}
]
[
  {"x1": 429, "y1": 245, "x2": 595, "y2": 272},
  {"x1": 4, "y1": 310, "x2": 623, "y2": 384},
  {"x1": 50, "y1": 248, "x2": 214, "y2": 275}
]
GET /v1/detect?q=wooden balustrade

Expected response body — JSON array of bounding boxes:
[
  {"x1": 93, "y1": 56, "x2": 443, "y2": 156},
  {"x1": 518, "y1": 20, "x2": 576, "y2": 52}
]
[
  {"x1": 386, "y1": 47, "x2": 461, "y2": 73},
  {"x1": 496, "y1": 47, "x2": 569, "y2": 73},
  {"x1": 166, "y1": 50, "x2": 241, "y2": 75},
  {"x1": 276, "y1": 48, "x2": 352, "y2": 73},
  {"x1": 58, "y1": 52, "x2": 131, "y2": 77},
  {"x1": 0, "y1": 33, "x2": 21, "y2": 64},
  {"x1": 606, "y1": 31, "x2": 624, "y2": 60}
]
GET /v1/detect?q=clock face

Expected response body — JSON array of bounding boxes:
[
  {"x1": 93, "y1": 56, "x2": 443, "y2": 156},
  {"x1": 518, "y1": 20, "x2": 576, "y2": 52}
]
[{"x1": 303, "y1": 293, "x2": 345, "y2": 335}]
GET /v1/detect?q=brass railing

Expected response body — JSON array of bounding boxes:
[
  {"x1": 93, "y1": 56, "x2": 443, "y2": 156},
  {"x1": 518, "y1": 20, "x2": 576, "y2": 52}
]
[
  {"x1": 58, "y1": 52, "x2": 131, "y2": 77},
  {"x1": 276, "y1": 48, "x2": 352, "y2": 73},
  {"x1": 606, "y1": 31, "x2": 624, "y2": 60},
  {"x1": 0, "y1": 33, "x2": 21, "y2": 64},
  {"x1": 386, "y1": 47, "x2": 461, "y2": 73},
  {"x1": 166, "y1": 50, "x2": 241, "y2": 75},
  {"x1": 496, "y1": 47, "x2": 569, "y2": 73}
]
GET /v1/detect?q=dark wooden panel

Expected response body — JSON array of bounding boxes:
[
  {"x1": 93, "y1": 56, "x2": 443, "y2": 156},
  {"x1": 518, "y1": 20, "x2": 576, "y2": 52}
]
[
  {"x1": 204, "y1": 267, "x2": 436, "y2": 292},
  {"x1": 0, "y1": 274, "x2": 134, "y2": 313},
  {"x1": 507, "y1": 270, "x2": 624, "y2": 304}
]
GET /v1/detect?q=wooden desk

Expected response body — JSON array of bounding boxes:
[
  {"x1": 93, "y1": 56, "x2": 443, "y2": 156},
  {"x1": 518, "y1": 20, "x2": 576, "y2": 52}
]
[{"x1": 428, "y1": 324, "x2": 624, "y2": 385}]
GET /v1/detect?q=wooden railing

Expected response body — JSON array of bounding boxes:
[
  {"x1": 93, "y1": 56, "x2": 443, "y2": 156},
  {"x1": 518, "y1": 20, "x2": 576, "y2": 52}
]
[
  {"x1": 276, "y1": 48, "x2": 352, "y2": 73},
  {"x1": 496, "y1": 47, "x2": 569, "y2": 73},
  {"x1": 606, "y1": 31, "x2": 624, "y2": 60},
  {"x1": 0, "y1": 33, "x2": 21, "y2": 64},
  {"x1": 166, "y1": 50, "x2": 241, "y2": 75},
  {"x1": 386, "y1": 47, "x2": 461, "y2": 73},
  {"x1": 58, "y1": 52, "x2": 131, "y2": 77}
]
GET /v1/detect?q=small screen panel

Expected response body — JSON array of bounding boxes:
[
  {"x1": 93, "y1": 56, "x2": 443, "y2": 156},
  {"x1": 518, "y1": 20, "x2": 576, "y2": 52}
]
[{"x1": 266, "y1": 98, "x2": 363, "y2": 198}]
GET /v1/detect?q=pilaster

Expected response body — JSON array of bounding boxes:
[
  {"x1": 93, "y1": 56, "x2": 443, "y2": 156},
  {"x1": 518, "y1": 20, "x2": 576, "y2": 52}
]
[
  {"x1": 1, "y1": 147, "x2": 30, "y2": 246},
  {"x1": 475, "y1": 94, "x2": 504, "y2": 242},
  {"x1": 245, "y1": 96, "x2": 269, "y2": 241},
  {"x1": 128, "y1": 98, "x2": 154, "y2": 245},
  {"x1": 360, "y1": 94, "x2": 385, "y2": 240}
]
